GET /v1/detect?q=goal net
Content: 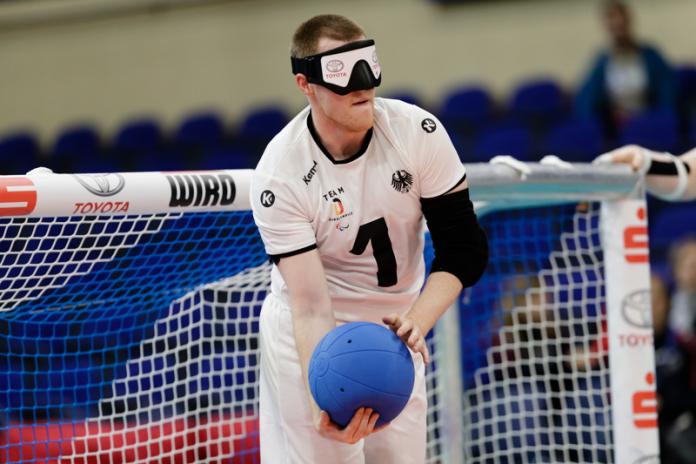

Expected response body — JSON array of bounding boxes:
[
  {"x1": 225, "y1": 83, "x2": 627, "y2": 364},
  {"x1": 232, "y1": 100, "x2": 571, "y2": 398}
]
[{"x1": 0, "y1": 165, "x2": 659, "y2": 463}]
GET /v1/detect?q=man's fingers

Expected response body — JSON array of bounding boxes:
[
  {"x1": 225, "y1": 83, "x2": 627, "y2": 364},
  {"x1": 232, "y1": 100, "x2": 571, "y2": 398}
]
[
  {"x1": 411, "y1": 338, "x2": 429, "y2": 363},
  {"x1": 319, "y1": 408, "x2": 389, "y2": 444},
  {"x1": 422, "y1": 344, "x2": 431, "y2": 364},
  {"x1": 352, "y1": 407, "x2": 373, "y2": 441},
  {"x1": 344, "y1": 407, "x2": 365, "y2": 436},
  {"x1": 407, "y1": 326, "x2": 421, "y2": 346},
  {"x1": 366, "y1": 411, "x2": 380, "y2": 433},
  {"x1": 382, "y1": 313, "x2": 399, "y2": 326},
  {"x1": 396, "y1": 319, "x2": 413, "y2": 338},
  {"x1": 631, "y1": 155, "x2": 644, "y2": 172}
]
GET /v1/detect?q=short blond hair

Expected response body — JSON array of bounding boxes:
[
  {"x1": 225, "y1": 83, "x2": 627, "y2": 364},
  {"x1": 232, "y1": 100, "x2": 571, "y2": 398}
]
[{"x1": 290, "y1": 15, "x2": 365, "y2": 59}]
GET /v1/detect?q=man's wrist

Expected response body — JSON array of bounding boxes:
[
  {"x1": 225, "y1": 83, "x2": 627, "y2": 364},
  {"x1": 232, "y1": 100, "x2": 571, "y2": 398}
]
[
  {"x1": 645, "y1": 152, "x2": 690, "y2": 200},
  {"x1": 647, "y1": 156, "x2": 692, "y2": 176}
]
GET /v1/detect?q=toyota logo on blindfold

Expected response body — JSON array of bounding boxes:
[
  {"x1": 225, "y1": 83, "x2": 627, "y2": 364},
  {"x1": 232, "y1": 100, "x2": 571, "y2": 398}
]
[{"x1": 326, "y1": 60, "x2": 344, "y2": 72}]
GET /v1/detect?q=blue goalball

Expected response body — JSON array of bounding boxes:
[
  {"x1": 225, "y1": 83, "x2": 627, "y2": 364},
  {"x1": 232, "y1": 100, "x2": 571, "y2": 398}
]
[{"x1": 308, "y1": 321, "x2": 415, "y2": 428}]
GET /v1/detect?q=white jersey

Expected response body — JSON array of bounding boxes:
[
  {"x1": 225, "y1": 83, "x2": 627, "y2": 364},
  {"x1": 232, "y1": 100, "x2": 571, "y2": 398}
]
[{"x1": 250, "y1": 98, "x2": 466, "y2": 323}]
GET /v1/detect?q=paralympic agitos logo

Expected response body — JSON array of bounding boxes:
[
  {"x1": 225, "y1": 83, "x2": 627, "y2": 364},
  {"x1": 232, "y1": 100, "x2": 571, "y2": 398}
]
[{"x1": 166, "y1": 173, "x2": 236, "y2": 208}]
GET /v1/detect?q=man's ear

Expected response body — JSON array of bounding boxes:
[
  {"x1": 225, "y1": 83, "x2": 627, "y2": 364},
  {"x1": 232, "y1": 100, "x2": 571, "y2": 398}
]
[{"x1": 295, "y1": 74, "x2": 313, "y2": 97}]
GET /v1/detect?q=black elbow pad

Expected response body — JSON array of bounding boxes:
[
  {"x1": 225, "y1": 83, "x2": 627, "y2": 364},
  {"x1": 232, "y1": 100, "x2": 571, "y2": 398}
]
[{"x1": 421, "y1": 187, "x2": 488, "y2": 287}]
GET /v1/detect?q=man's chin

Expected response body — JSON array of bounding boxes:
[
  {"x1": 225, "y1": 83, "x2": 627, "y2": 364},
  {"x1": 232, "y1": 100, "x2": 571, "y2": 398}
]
[
  {"x1": 350, "y1": 107, "x2": 374, "y2": 129},
  {"x1": 349, "y1": 119, "x2": 374, "y2": 133}
]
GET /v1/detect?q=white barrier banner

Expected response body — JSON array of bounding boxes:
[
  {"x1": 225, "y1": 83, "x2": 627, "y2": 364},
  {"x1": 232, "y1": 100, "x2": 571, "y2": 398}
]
[
  {"x1": 601, "y1": 199, "x2": 660, "y2": 464},
  {"x1": 0, "y1": 170, "x2": 254, "y2": 217}
]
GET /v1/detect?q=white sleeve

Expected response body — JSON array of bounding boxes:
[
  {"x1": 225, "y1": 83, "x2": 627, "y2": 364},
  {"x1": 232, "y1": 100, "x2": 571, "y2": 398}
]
[
  {"x1": 412, "y1": 111, "x2": 467, "y2": 198},
  {"x1": 250, "y1": 169, "x2": 316, "y2": 257}
]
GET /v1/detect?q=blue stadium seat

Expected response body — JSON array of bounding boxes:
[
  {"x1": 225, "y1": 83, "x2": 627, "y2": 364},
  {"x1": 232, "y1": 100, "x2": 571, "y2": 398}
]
[
  {"x1": 72, "y1": 156, "x2": 121, "y2": 174},
  {"x1": 113, "y1": 119, "x2": 163, "y2": 155},
  {"x1": 619, "y1": 111, "x2": 680, "y2": 153},
  {"x1": 676, "y1": 65, "x2": 696, "y2": 103},
  {"x1": 0, "y1": 132, "x2": 40, "y2": 174},
  {"x1": 133, "y1": 150, "x2": 188, "y2": 172},
  {"x1": 51, "y1": 125, "x2": 101, "y2": 172},
  {"x1": 472, "y1": 125, "x2": 533, "y2": 162},
  {"x1": 650, "y1": 203, "x2": 696, "y2": 255},
  {"x1": 237, "y1": 106, "x2": 289, "y2": 153},
  {"x1": 198, "y1": 146, "x2": 259, "y2": 170},
  {"x1": 542, "y1": 120, "x2": 604, "y2": 162},
  {"x1": 438, "y1": 85, "x2": 493, "y2": 133},
  {"x1": 52, "y1": 125, "x2": 100, "y2": 159},
  {"x1": 174, "y1": 112, "x2": 225, "y2": 152},
  {"x1": 448, "y1": 131, "x2": 470, "y2": 162},
  {"x1": 508, "y1": 78, "x2": 566, "y2": 128}
]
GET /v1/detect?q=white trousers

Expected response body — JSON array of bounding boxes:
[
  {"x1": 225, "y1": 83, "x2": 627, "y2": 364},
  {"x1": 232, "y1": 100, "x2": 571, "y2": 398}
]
[{"x1": 259, "y1": 293, "x2": 427, "y2": 464}]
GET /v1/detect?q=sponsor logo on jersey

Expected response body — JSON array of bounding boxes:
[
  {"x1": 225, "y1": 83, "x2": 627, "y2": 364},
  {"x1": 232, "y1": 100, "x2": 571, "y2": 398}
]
[
  {"x1": 322, "y1": 186, "x2": 345, "y2": 202},
  {"x1": 73, "y1": 173, "x2": 125, "y2": 197},
  {"x1": 332, "y1": 198, "x2": 345, "y2": 216},
  {"x1": 327, "y1": 194, "x2": 353, "y2": 229},
  {"x1": 303, "y1": 160, "x2": 318, "y2": 185},
  {"x1": 166, "y1": 173, "x2": 236, "y2": 208},
  {"x1": 260, "y1": 190, "x2": 275, "y2": 207},
  {"x1": 0, "y1": 177, "x2": 37, "y2": 216},
  {"x1": 421, "y1": 118, "x2": 437, "y2": 133},
  {"x1": 391, "y1": 170, "x2": 413, "y2": 193}
]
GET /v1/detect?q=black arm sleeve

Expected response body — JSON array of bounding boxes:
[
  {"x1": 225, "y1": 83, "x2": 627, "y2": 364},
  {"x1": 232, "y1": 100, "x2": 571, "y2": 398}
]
[
  {"x1": 648, "y1": 158, "x2": 692, "y2": 176},
  {"x1": 421, "y1": 187, "x2": 489, "y2": 287}
]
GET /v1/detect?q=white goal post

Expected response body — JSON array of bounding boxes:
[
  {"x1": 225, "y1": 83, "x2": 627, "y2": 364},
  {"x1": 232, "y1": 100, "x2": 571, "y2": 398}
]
[{"x1": 0, "y1": 163, "x2": 659, "y2": 463}]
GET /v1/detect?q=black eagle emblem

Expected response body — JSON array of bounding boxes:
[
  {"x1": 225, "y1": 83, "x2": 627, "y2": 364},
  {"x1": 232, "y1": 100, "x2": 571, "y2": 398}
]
[{"x1": 391, "y1": 170, "x2": 414, "y2": 193}]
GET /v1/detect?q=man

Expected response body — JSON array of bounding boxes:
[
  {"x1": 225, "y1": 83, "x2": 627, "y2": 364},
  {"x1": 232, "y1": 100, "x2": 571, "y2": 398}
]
[
  {"x1": 595, "y1": 144, "x2": 696, "y2": 200},
  {"x1": 575, "y1": 0, "x2": 675, "y2": 136},
  {"x1": 250, "y1": 14, "x2": 488, "y2": 463}
]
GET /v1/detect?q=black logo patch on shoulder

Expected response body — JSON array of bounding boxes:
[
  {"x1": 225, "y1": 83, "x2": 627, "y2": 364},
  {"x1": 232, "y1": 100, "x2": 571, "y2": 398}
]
[
  {"x1": 260, "y1": 190, "x2": 275, "y2": 207},
  {"x1": 391, "y1": 170, "x2": 414, "y2": 193},
  {"x1": 421, "y1": 118, "x2": 437, "y2": 133}
]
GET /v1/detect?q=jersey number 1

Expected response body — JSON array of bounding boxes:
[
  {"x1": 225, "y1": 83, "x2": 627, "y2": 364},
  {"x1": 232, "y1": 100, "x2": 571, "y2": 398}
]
[{"x1": 350, "y1": 218, "x2": 397, "y2": 287}]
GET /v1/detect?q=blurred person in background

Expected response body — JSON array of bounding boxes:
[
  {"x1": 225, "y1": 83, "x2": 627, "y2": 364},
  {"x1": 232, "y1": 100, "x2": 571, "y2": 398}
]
[
  {"x1": 575, "y1": 0, "x2": 676, "y2": 137},
  {"x1": 652, "y1": 271, "x2": 696, "y2": 464},
  {"x1": 668, "y1": 238, "x2": 696, "y2": 337}
]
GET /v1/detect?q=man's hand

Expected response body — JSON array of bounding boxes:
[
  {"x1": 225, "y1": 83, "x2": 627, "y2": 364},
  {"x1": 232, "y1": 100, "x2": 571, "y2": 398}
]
[
  {"x1": 383, "y1": 313, "x2": 430, "y2": 364},
  {"x1": 315, "y1": 407, "x2": 386, "y2": 444},
  {"x1": 594, "y1": 144, "x2": 650, "y2": 173}
]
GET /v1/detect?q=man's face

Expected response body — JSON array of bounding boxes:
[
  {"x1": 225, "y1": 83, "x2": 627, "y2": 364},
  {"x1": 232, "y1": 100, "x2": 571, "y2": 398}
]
[
  {"x1": 605, "y1": 5, "x2": 632, "y2": 47},
  {"x1": 306, "y1": 36, "x2": 376, "y2": 133}
]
